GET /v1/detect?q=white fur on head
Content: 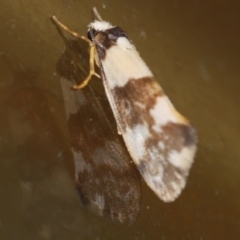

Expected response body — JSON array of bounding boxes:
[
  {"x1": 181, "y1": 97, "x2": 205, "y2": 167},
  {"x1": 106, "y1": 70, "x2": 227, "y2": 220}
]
[{"x1": 89, "y1": 20, "x2": 114, "y2": 31}]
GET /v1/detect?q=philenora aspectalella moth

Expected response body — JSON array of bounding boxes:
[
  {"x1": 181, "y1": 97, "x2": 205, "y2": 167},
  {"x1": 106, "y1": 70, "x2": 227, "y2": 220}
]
[{"x1": 52, "y1": 7, "x2": 197, "y2": 202}]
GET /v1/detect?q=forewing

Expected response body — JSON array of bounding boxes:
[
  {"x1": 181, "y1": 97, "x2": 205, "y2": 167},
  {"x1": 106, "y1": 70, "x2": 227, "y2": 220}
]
[
  {"x1": 56, "y1": 38, "x2": 141, "y2": 224},
  {"x1": 97, "y1": 41, "x2": 197, "y2": 202}
]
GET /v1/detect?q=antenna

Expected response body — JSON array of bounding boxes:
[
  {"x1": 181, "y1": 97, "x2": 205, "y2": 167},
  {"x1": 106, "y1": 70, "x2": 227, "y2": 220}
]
[{"x1": 92, "y1": 7, "x2": 103, "y2": 21}]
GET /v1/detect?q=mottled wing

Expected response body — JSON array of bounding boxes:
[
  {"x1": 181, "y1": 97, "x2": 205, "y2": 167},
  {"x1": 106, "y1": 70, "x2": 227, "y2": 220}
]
[
  {"x1": 90, "y1": 24, "x2": 197, "y2": 202},
  {"x1": 56, "y1": 38, "x2": 141, "y2": 224}
]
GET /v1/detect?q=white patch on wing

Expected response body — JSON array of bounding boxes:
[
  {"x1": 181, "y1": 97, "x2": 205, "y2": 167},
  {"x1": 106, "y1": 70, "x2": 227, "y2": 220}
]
[
  {"x1": 89, "y1": 20, "x2": 113, "y2": 31},
  {"x1": 101, "y1": 42, "x2": 153, "y2": 88},
  {"x1": 158, "y1": 141, "x2": 165, "y2": 150},
  {"x1": 93, "y1": 194, "x2": 105, "y2": 215},
  {"x1": 135, "y1": 102, "x2": 145, "y2": 109},
  {"x1": 124, "y1": 101, "x2": 131, "y2": 116},
  {"x1": 150, "y1": 96, "x2": 185, "y2": 133},
  {"x1": 168, "y1": 146, "x2": 197, "y2": 171},
  {"x1": 72, "y1": 151, "x2": 92, "y2": 176},
  {"x1": 147, "y1": 146, "x2": 160, "y2": 162},
  {"x1": 124, "y1": 124, "x2": 150, "y2": 162},
  {"x1": 171, "y1": 181, "x2": 179, "y2": 191},
  {"x1": 152, "y1": 174, "x2": 165, "y2": 190},
  {"x1": 117, "y1": 37, "x2": 133, "y2": 49}
]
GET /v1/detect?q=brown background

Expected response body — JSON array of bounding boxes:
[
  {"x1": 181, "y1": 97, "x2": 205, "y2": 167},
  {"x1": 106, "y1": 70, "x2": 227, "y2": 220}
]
[{"x1": 0, "y1": 0, "x2": 239, "y2": 239}]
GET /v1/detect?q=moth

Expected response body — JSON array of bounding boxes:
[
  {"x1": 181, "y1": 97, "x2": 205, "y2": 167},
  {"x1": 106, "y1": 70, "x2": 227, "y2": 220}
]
[{"x1": 52, "y1": 7, "x2": 197, "y2": 202}]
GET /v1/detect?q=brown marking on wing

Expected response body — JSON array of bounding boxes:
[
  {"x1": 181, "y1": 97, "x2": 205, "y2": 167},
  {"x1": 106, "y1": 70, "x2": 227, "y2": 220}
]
[{"x1": 112, "y1": 76, "x2": 164, "y2": 130}]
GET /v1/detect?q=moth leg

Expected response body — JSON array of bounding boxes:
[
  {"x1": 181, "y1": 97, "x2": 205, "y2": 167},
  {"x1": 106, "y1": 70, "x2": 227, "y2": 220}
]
[
  {"x1": 52, "y1": 16, "x2": 101, "y2": 89},
  {"x1": 73, "y1": 44, "x2": 100, "y2": 89}
]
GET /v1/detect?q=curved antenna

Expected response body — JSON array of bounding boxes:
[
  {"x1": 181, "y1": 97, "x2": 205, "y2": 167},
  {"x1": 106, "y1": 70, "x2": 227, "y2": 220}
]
[{"x1": 92, "y1": 7, "x2": 103, "y2": 21}]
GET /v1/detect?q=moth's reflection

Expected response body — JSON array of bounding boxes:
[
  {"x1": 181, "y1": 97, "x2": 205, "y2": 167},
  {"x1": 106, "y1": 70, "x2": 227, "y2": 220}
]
[{"x1": 54, "y1": 24, "x2": 141, "y2": 224}]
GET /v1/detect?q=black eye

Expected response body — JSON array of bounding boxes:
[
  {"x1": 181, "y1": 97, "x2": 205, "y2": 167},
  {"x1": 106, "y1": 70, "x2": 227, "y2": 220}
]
[
  {"x1": 87, "y1": 29, "x2": 97, "y2": 41},
  {"x1": 87, "y1": 31, "x2": 92, "y2": 41}
]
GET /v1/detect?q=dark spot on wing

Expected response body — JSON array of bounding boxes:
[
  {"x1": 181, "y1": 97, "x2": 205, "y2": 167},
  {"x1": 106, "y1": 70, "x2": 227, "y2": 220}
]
[
  {"x1": 112, "y1": 77, "x2": 163, "y2": 130},
  {"x1": 107, "y1": 26, "x2": 128, "y2": 41},
  {"x1": 161, "y1": 122, "x2": 197, "y2": 150},
  {"x1": 182, "y1": 124, "x2": 197, "y2": 146}
]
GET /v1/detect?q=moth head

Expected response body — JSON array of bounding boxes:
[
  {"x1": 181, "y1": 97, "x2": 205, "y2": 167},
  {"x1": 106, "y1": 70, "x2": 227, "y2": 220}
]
[{"x1": 87, "y1": 21, "x2": 130, "y2": 49}]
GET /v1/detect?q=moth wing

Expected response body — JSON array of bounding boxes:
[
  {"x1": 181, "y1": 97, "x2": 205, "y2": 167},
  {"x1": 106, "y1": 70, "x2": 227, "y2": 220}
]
[
  {"x1": 61, "y1": 76, "x2": 141, "y2": 223},
  {"x1": 97, "y1": 44, "x2": 197, "y2": 202},
  {"x1": 57, "y1": 38, "x2": 141, "y2": 224}
]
